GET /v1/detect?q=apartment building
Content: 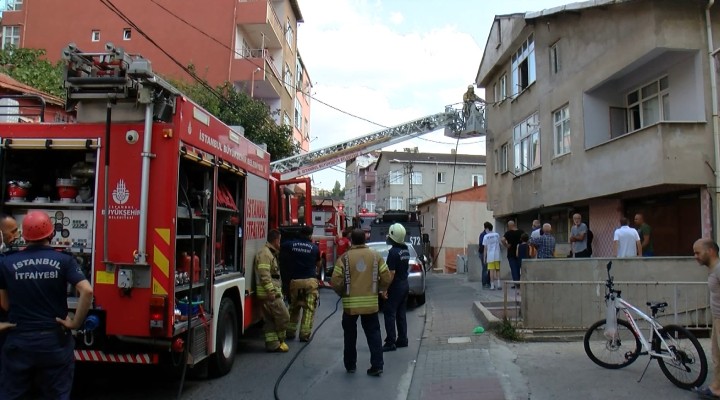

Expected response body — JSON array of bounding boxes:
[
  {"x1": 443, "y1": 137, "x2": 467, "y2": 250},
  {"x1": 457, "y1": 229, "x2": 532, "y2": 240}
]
[
  {"x1": 374, "y1": 150, "x2": 486, "y2": 213},
  {"x1": 344, "y1": 153, "x2": 379, "y2": 217},
  {"x1": 0, "y1": 0, "x2": 310, "y2": 150},
  {"x1": 477, "y1": 0, "x2": 718, "y2": 256}
]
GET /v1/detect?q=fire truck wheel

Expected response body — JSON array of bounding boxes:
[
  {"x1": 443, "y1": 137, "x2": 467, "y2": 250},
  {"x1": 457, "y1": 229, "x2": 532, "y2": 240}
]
[{"x1": 208, "y1": 297, "x2": 238, "y2": 377}]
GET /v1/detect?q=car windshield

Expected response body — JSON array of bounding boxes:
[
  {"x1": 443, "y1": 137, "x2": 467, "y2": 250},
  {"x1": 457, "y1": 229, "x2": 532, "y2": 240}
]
[{"x1": 366, "y1": 242, "x2": 418, "y2": 258}]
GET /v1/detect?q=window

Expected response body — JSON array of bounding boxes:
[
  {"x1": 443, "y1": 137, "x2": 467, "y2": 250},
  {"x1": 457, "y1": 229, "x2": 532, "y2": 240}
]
[
  {"x1": 471, "y1": 174, "x2": 484, "y2": 186},
  {"x1": 6, "y1": 0, "x2": 22, "y2": 11},
  {"x1": 513, "y1": 113, "x2": 540, "y2": 174},
  {"x1": 553, "y1": 105, "x2": 570, "y2": 156},
  {"x1": 294, "y1": 98, "x2": 302, "y2": 130},
  {"x1": 283, "y1": 112, "x2": 291, "y2": 126},
  {"x1": 296, "y1": 59, "x2": 303, "y2": 88},
  {"x1": 626, "y1": 76, "x2": 669, "y2": 132},
  {"x1": 410, "y1": 171, "x2": 422, "y2": 185},
  {"x1": 511, "y1": 34, "x2": 536, "y2": 96},
  {"x1": 285, "y1": 18, "x2": 294, "y2": 45},
  {"x1": 123, "y1": 28, "x2": 131, "y2": 40},
  {"x1": 364, "y1": 202, "x2": 376, "y2": 212},
  {"x1": 408, "y1": 197, "x2": 422, "y2": 209},
  {"x1": 2, "y1": 26, "x2": 20, "y2": 49},
  {"x1": 499, "y1": 143, "x2": 509, "y2": 173},
  {"x1": 365, "y1": 185, "x2": 371, "y2": 194},
  {"x1": 389, "y1": 170, "x2": 403, "y2": 185},
  {"x1": 437, "y1": 172, "x2": 446, "y2": 183},
  {"x1": 499, "y1": 74, "x2": 507, "y2": 100},
  {"x1": 91, "y1": 30, "x2": 100, "y2": 42},
  {"x1": 389, "y1": 196, "x2": 404, "y2": 210},
  {"x1": 549, "y1": 42, "x2": 560, "y2": 74},
  {"x1": 284, "y1": 63, "x2": 293, "y2": 91}
]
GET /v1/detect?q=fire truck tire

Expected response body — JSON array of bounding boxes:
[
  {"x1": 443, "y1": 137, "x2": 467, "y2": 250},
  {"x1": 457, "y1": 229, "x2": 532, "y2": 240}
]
[{"x1": 208, "y1": 297, "x2": 238, "y2": 377}]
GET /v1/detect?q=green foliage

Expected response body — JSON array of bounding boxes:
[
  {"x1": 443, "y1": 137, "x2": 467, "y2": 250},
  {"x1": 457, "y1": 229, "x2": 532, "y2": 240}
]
[
  {"x1": 331, "y1": 180, "x2": 345, "y2": 197},
  {"x1": 494, "y1": 318, "x2": 524, "y2": 342},
  {"x1": 172, "y1": 80, "x2": 298, "y2": 161},
  {"x1": 0, "y1": 47, "x2": 64, "y2": 97}
]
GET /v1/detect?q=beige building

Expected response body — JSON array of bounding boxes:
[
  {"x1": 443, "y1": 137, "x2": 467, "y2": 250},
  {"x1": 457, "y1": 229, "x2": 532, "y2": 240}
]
[
  {"x1": 477, "y1": 0, "x2": 719, "y2": 257},
  {"x1": 344, "y1": 153, "x2": 379, "y2": 217},
  {"x1": 417, "y1": 185, "x2": 492, "y2": 273},
  {"x1": 374, "y1": 150, "x2": 486, "y2": 213}
]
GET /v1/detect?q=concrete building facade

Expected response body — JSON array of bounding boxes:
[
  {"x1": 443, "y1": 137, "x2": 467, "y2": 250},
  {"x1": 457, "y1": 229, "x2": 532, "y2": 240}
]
[
  {"x1": 374, "y1": 150, "x2": 486, "y2": 214},
  {"x1": 417, "y1": 185, "x2": 492, "y2": 273},
  {"x1": 477, "y1": 0, "x2": 719, "y2": 257},
  {"x1": 0, "y1": 0, "x2": 310, "y2": 150}
]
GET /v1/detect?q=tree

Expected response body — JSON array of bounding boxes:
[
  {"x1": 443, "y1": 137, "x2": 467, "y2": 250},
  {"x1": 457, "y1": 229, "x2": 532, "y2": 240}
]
[
  {"x1": 172, "y1": 80, "x2": 298, "y2": 161},
  {"x1": 331, "y1": 180, "x2": 345, "y2": 197},
  {"x1": 0, "y1": 47, "x2": 64, "y2": 97}
]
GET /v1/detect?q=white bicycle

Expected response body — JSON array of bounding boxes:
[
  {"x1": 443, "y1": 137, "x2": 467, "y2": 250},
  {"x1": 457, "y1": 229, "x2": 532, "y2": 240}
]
[{"x1": 583, "y1": 262, "x2": 708, "y2": 390}]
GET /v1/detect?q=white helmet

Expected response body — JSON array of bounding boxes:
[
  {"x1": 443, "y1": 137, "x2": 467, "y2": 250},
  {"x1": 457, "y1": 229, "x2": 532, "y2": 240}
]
[{"x1": 388, "y1": 223, "x2": 406, "y2": 245}]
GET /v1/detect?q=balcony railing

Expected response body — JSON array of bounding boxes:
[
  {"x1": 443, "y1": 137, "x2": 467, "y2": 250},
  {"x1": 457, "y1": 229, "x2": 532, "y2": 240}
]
[{"x1": 237, "y1": 0, "x2": 284, "y2": 48}]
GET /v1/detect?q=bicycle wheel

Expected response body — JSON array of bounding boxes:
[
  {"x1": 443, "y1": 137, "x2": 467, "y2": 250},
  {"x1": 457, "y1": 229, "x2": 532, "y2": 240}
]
[
  {"x1": 654, "y1": 325, "x2": 708, "y2": 390},
  {"x1": 583, "y1": 319, "x2": 641, "y2": 369}
]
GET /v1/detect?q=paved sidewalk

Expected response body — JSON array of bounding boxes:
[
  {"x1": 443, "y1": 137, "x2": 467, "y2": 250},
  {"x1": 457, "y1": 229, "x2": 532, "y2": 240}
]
[{"x1": 407, "y1": 273, "x2": 524, "y2": 400}]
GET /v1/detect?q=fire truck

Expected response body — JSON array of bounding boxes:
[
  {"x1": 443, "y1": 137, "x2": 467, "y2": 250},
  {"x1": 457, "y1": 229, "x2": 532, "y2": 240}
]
[
  {"x1": 0, "y1": 44, "x2": 309, "y2": 377},
  {"x1": 0, "y1": 43, "x2": 486, "y2": 377}
]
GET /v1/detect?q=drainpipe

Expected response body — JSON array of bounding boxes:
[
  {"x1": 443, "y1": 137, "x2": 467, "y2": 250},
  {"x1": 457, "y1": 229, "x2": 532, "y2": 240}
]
[{"x1": 706, "y1": 0, "x2": 720, "y2": 240}]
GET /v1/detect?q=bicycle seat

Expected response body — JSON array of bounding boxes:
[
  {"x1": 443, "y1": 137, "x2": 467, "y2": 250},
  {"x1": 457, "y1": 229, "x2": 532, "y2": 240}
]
[{"x1": 646, "y1": 301, "x2": 668, "y2": 310}]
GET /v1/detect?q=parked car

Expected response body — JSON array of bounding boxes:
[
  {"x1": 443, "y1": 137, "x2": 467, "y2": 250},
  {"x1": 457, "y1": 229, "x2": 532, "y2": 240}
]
[{"x1": 366, "y1": 241, "x2": 426, "y2": 306}]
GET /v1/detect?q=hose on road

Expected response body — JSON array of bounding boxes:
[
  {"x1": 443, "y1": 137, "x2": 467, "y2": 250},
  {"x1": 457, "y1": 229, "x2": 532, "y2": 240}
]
[{"x1": 273, "y1": 286, "x2": 340, "y2": 400}]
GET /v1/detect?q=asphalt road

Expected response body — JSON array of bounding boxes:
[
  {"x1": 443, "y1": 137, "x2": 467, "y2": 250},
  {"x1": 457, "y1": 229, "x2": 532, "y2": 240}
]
[{"x1": 72, "y1": 287, "x2": 426, "y2": 400}]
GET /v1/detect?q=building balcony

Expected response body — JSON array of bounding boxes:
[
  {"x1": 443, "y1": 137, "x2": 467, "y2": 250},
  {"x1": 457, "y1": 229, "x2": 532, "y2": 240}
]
[
  {"x1": 360, "y1": 171, "x2": 376, "y2": 184},
  {"x1": 236, "y1": 0, "x2": 284, "y2": 49},
  {"x1": 363, "y1": 193, "x2": 376, "y2": 203},
  {"x1": 231, "y1": 52, "x2": 283, "y2": 100}
]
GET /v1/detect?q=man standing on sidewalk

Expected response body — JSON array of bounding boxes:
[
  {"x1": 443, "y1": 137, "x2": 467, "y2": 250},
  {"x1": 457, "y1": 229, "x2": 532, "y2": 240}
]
[
  {"x1": 332, "y1": 229, "x2": 392, "y2": 377},
  {"x1": 482, "y1": 223, "x2": 502, "y2": 290},
  {"x1": 501, "y1": 221, "x2": 524, "y2": 288},
  {"x1": 570, "y1": 214, "x2": 590, "y2": 258},
  {"x1": 530, "y1": 223, "x2": 556, "y2": 259},
  {"x1": 692, "y1": 238, "x2": 720, "y2": 397},
  {"x1": 478, "y1": 222, "x2": 491, "y2": 289},
  {"x1": 613, "y1": 217, "x2": 641, "y2": 258}
]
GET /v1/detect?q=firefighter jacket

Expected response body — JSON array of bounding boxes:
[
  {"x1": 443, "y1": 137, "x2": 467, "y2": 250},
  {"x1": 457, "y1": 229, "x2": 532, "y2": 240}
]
[
  {"x1": 254, "y1": 243, "x2": 282, "y2": 300},
  {"x1": 331, "y1": 245, "x2": 391, "y2": 315}
]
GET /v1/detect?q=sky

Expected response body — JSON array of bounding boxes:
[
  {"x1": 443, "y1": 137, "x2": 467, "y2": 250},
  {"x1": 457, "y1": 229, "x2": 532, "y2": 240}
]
[{"x1": 297, "y1": 0, "x2": 573, "y2": 191}]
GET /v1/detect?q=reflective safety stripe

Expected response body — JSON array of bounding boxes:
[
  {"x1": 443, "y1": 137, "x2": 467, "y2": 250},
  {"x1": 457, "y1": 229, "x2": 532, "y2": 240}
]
[
  {"x1": 265, "y1": 332, "x2": 279, "y2": 341},
  {"x1": 257, "y1": 264, "x2": 271, "y2": 270},
  {"x1": 342, "y1": 295, "x2": 378, "y2": 308}
]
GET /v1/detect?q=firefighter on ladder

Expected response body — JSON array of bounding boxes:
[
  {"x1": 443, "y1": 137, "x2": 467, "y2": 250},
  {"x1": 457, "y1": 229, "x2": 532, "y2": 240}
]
[
  {"x1": 282, "y1": 225, "x2": 321, "y2": 342},
  {"x1": 253, "y1": 229, "x2": 290, "y2": 352},
  {"x1": 463, "y1": 84, "x2": 483, "y2": 121}
]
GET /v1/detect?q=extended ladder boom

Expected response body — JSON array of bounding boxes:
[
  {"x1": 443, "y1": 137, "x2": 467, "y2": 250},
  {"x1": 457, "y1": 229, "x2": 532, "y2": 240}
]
[{"x1": 271, "y1": 108, "x2": 467, "y2": 180}]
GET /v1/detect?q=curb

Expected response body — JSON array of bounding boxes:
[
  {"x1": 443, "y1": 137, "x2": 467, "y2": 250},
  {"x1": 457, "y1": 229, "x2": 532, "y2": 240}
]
[{"x1": 472, "y1": 300, "x2": 502, "y2": 330}]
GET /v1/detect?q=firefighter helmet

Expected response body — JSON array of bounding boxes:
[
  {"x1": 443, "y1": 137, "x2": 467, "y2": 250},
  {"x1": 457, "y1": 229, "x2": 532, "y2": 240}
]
[
  {"x1": 387, "y1": 223, "x2": 406, "y2": 245},
  {"x1": 22, "y1": 211, "x2": 54, "y2": 241}
]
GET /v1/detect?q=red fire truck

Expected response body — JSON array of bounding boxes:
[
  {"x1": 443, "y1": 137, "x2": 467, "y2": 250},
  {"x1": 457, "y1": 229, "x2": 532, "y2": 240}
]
[
  {"x1": 0, "y1": 43, "x2": 485, "y2": 377},
  {"x1": 0, "y1": 44, "x2": 309, "y2": 377}
]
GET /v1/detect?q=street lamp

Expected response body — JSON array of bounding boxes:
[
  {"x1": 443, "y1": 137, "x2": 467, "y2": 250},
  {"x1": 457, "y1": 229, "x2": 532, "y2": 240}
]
[{"x1": 251, "y1": 67, "x2": 261, "y2": 98}]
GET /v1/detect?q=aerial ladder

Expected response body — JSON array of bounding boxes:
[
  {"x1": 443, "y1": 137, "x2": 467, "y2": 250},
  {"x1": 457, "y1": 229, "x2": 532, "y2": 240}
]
[{"x1": 269, "y1": 100, "x2": 487, "y2": 180}]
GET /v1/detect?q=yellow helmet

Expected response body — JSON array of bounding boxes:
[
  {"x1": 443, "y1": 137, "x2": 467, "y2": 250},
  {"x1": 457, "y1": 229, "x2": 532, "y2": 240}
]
[{"x1": 388, "y1": 223, "x2": 406, "y2": 244}]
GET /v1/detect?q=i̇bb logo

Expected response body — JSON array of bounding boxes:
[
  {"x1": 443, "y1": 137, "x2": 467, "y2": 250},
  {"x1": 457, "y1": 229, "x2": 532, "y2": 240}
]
[{"x1": 112, "y1": 179, "x2": 130, "y2": 205}]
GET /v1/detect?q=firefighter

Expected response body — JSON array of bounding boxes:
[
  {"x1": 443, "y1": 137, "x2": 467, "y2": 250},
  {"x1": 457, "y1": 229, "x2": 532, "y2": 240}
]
[
  {"x1": 282, "y1": 225, "x2": 321, "y2": 342},
  {"x1": 254, "y1": 229, "x2": 290, "y2": 352},
  {"x1": 332, "y1": 229, "x2": 392, "y2": 376},
  {"x1": 0, "y1": 211, "x2": 93, "y2": 400},
  {"x1": 382, "y1": 223, "x2": 410, "y2": 352},
  {"x1": 336, "y1": 227, "x2": 351, "y2": 258},
  {"x1": 462, "y1": 84, "x2": 482, "y2": 120},
  {"x1": 0, "y1": 213, "x2": 18, "y2": 372}
]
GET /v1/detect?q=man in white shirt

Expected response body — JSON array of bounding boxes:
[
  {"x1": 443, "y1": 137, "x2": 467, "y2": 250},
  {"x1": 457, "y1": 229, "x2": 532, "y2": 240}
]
[
  {"x1": 482, "y1": 224, "x2": 502, "y2": 290},
  {"x1": 530, "y1": 220, "x2": 541, "y2": 240},
  {"x1": 613, "y1": 217, "x2": 641, "y2": 257}
]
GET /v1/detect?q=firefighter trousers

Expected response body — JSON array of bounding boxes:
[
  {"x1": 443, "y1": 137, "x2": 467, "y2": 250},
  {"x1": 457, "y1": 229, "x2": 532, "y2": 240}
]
[
  {"x1": 287, "y1": 278, "x2": 319, "y2": 341},
  {"x1": 261, "y1": 297, "x2": 290, "y2": 351},
  {"x1": 0, "y1": 328, "x2": 75, "y2": 400}
]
